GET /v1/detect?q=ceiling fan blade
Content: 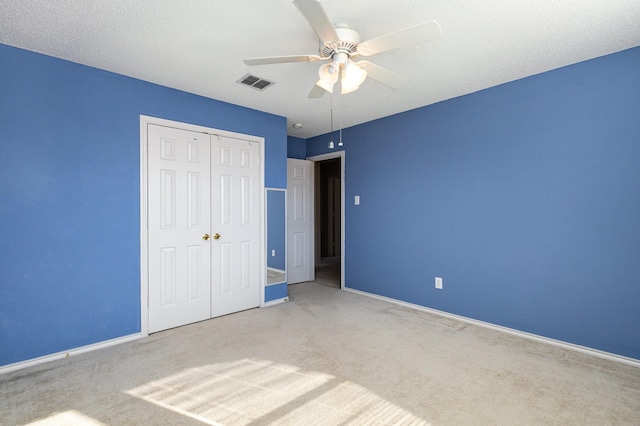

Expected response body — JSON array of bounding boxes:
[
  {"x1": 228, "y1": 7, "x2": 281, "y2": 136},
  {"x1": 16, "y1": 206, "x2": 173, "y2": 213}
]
[
  {"x1": 244, "y1": 55, "x2": 324, "y2": 66},
  {"x1": 357, "y1": 20, "x2": 441, "y2": 57},
  {"x1": 293, "y1": 0, "x2": 340, "y2": 41},
  {"x1": 308, "y1": 83, "x2": 327, "y2": 98},
  {"x1": 356, "y1": 61, "x2": 408, "y2": 90}
]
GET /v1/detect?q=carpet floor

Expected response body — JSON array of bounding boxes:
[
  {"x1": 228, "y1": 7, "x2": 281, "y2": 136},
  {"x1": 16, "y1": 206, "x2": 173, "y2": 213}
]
[{"x1": 1, "y1": 282, "x2": 639, "y2": 425}]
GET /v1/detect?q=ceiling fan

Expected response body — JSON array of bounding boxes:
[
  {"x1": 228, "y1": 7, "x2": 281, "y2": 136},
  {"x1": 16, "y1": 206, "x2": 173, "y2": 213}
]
[{"x1": 243, "y1": 0, "x2": 442, "y2": 98}]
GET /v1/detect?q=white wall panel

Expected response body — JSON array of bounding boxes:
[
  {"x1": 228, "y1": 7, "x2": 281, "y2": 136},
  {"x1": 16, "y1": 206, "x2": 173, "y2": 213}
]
[
  {"x1": 161, "y1": 247, "x2": 176, "y2": 307},
  {"x1": 220, "y1": 242, "x2": 232, "y2": 294},
  {"x1": 160, "y1": 138, "x2": 175, "y2": 161},
  {"x1": 187, "y1": 245, "x2": 200, "y2": 301},
  {"x1": 241, "y1": 241, "x2": 251, "y2": 290},
  {"x1": 293, "y1": 232, "x2": 305, "y2": 268},
  {"x1": 241, "y1": 176, "x2": 252, "y2": 225},
  {"x1": 161, "y1": 170, "x2": 176, "y2": 229},
  {"x1": 293, "y1": 185, "x2": 305, "y2": 222},
  {"x1": 220, "y1": 175, "x2": 231, "y2": 226},
  {"x1": 187, "y1": 172, "x2": 200, "y2": 228}
]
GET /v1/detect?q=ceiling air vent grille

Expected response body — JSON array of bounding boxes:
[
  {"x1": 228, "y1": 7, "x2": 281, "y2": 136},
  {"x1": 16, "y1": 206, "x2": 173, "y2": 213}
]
[{"x1": 237, "y1": 74, "x2": 275, "y2": 91}]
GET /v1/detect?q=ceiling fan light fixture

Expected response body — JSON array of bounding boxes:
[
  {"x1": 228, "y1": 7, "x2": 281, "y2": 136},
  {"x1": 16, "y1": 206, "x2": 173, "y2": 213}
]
[
  {"x1": 318, "y1": 62, "x2": 339, "y2": 84},
  {"x1": 343, "y1": 62, "x2": 367, "y2": 87},
  {"x1": 340, "y1": 81, "x2": 360, "y2": 94},
  {"x1": 341, "y1": 71, "x2": 363, "y2": 94},
  {"x1": 315, "y1": 78, "x2": 334, "y2": 93}
]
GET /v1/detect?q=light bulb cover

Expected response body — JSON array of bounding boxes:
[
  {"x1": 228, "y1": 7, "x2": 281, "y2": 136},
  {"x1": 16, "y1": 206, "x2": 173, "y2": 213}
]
[
  {"x1": 340, "y1": 78, "x2": 360, "y2": 94},
  {"x1": 318, "y1": 62, "x2": 339, "y2": 84},
  {"x1": 315, "y1": 79, "x2": 334, "y2": 94},
  {"x1": 344, "y1": 62, "x2": 367, "y2": 87}
]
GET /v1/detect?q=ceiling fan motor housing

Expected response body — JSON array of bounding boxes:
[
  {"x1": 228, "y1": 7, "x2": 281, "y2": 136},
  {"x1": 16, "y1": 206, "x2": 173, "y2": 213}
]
[{"x1": 320, "y1": 23, "x2": 362, "y2": 59}]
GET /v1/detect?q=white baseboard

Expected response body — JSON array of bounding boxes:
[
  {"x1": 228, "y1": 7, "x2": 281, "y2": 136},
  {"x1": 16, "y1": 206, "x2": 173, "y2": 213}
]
[
  {"x1": 0, "y1": 333, "x2": 143, "y2": 375},
  {"x1": 344, "y1": 287, "x2": 640, "y2": 369},
  {"x1": 263, "y1": 297, "x2": 289, "y2": 307}
]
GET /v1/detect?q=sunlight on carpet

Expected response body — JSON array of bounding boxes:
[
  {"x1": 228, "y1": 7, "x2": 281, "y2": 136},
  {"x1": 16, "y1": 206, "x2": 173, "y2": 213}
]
[
  {"x1": 126, "y1": 358, "x2": 430, "y2": 425},
  {"x1": 26, "y1": 410, "x2": 106, "y2": 425}
]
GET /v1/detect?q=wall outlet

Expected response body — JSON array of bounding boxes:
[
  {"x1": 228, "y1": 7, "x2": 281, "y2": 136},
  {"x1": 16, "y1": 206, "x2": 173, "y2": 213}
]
[{"x1": 435, "y1": 277, "x2": 443, "y2": 289}]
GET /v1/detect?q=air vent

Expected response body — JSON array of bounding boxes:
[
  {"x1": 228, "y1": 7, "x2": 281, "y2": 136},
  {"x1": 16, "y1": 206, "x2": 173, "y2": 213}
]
[{"x1": 237, "y1": 74, "x2": 275, "y2": 91}]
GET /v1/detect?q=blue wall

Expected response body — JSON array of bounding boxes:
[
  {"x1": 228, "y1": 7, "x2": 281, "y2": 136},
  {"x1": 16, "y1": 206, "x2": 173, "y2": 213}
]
[
  {"x1": 308, "y1": 47, "x2": 640, "y2": 360},
  {"x1": 287, "y1": 136, "x2": 307, "y2": 159},
  {"x1": 0, "y1": 44, "x2": 287, "y2": 366},
  {"x1": 265, "y1": 283, "x2": 288, "y2": 302}
]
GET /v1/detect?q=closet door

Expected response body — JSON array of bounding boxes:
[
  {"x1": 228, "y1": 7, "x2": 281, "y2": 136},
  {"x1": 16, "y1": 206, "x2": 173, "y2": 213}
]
[
  {"x1": 211, "y1": 136, "x2": 262, "y2": 317},
  {"x1": 147, "y1": 124, "x2": 211, "y2": 333}
]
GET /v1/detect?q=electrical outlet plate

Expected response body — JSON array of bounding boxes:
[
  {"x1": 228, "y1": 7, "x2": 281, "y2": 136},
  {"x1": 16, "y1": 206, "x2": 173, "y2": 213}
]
[{"x1": 435, "y1": 277, "x2": 443, "y2": 289}]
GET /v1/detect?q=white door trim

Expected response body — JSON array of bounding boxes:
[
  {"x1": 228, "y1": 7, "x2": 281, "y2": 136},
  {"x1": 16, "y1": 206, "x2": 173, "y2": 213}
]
[
  {"x1": 140, "y1": 115, "x2": 265, "y2": 337},
  {"x1": 307, "y1": 151, "x2": 345, "y2": 289}
]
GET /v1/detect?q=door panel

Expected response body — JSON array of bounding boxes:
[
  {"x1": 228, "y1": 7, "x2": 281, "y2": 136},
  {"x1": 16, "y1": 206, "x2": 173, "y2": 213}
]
[
  {"x1": 148, "y1": 124, "x2": 211, "y2": 333},
  {"x1": 293, "y1": 232, "x2": 305, "y2": 268}
]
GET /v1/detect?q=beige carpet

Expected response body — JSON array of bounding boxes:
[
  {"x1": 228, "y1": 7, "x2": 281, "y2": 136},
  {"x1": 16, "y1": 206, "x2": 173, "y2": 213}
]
[{"x1": 1, "y1": 282, "x2": 639, "y2": 425}]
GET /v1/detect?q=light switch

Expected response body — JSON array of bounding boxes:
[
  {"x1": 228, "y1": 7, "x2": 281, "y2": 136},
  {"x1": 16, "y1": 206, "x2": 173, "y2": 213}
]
[{"x1": 354, "y1": 195, "x2": 360, "y2": 205}]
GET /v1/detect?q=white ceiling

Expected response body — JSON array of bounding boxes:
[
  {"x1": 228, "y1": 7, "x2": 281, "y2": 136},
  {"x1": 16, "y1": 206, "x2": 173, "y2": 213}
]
[{"x1": 2, "y1": 1, "x2": 639, "y2": 139}]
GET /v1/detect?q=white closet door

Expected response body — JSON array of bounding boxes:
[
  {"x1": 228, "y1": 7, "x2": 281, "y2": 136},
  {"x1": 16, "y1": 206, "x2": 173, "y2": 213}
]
[
  {"x1": 147, "y1": 123, "x2": 262, "y2": 332},
  {"x1": 148, "y1": 124, "x2": 211, "y2": 333},
  {"x1": 211, "y1": 136, "x2": 261, "y2": 317}
]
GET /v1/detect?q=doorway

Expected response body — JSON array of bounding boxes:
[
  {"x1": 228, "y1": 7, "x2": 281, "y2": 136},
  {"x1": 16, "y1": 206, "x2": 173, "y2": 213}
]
[
  {"x1": 314, "y1": 158, "x2": 341, "y2": 288},
  {"x1": 309, "y1": 152, "x2": 345, "y2": 289}
]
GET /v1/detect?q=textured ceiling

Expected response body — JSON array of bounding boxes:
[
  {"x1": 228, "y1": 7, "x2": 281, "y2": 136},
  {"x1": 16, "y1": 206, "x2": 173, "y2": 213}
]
[{"x1": 2, "y1": 0, "x2": 640, "y2": 138}]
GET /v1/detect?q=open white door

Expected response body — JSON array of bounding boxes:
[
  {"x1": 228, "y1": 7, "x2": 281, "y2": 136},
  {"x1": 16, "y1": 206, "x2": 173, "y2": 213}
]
[{"x1": 287, "y1": 159, "x2": 314, "y2": 284}]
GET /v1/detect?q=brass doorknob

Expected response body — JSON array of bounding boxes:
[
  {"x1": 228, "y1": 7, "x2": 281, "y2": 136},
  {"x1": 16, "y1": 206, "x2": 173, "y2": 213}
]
[
  {"x1": 202, "y1": 234, "x2": 210, "y2": 241},
  {"x1": 213, "y1": 233, "x2": 221, "y2": 240}
]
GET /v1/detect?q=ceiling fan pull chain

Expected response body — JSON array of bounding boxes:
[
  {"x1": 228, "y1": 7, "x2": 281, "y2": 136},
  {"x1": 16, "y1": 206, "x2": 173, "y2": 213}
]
[
  {"x1": 329, "y1": 92, "x2": 335, "y2": 149},
  {"x1": 338, "y1": 87, "x2": 343, "y2": 147}
]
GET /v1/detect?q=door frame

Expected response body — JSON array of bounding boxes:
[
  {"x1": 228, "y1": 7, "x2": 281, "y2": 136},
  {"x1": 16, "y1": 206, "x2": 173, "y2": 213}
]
[
  {"x1": 140, "y1": 115, "x2": 265, "y2": 337},
  {"x1": 307, "y1": 151, "x2": 345, "y2": 289}
]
